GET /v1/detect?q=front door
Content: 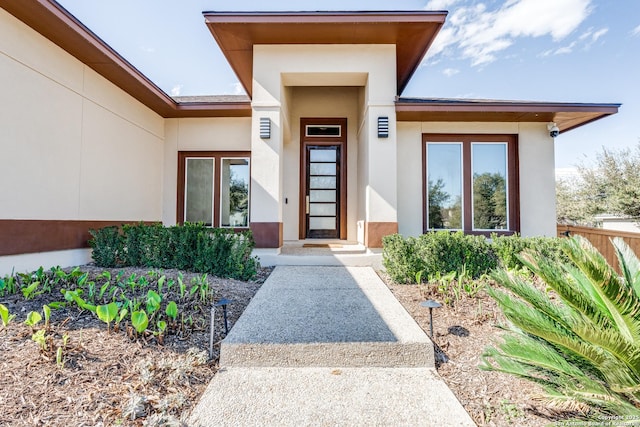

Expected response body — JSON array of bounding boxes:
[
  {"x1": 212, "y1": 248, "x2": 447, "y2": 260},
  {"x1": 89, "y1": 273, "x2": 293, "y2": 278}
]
[{"x1": 300, "y1": 119, "x2": 347, "y2": 240}]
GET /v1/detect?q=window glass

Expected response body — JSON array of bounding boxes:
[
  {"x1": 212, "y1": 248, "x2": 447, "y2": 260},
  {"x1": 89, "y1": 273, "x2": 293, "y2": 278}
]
[
  {"x1": 220, "y1": 158, "x2": 250, "y2": 227},
  {"x1": 185, "y1": 158, "x2": 214, "y2": 226},
  {"x1": 472, "y1": 144, "x2": 508, "y2": 230},
  {"x1": 306, "y1": 125, "x2": 341, "y2": 137},
  {"x1": 427, "y1": 144, "x2": 463, "y2": 229}
]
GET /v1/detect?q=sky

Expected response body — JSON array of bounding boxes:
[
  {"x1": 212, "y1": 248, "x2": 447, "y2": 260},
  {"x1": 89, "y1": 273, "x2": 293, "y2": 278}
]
[{"x1": 56, "y1": 0, "x2": 640, "y2": 171}]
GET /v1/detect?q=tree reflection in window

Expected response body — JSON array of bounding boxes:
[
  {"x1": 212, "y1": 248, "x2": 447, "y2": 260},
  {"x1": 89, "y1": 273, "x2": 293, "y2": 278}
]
[
  {"x1": 427, "y1": 143, "x2": 462, "y2": 230},
  {"x1": 472, "y1": 144, "x2": 507, "y2": 230},
  {"x1": 221, "y1": 158, "x2": 249, "y2": 227}
]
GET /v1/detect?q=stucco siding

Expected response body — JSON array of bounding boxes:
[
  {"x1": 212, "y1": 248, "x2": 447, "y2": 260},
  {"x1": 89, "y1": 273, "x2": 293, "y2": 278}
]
[
  {"x1": 517, "y1": 122, "x2": 556, "y2": 237},
  {"x1": 0, "y1": 8, "x2": 165, "y2": 223},
  {"x1": 396, "y1": 122, "x2": 423, "y2": 237}
]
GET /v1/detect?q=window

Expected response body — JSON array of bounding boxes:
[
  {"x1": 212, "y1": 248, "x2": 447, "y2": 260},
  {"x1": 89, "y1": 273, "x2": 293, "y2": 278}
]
[
  {"x1": 178, "y1": 152, "x2": 250, "y2": 228},
  {"x1": 423, "y1": 135, "x2": 518, "y2": 235}
]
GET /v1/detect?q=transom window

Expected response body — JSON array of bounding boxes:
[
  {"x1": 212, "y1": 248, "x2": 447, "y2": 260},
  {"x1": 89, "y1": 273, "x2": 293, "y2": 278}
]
[
  {"x1": 423, "y1": 134, "x2": 519, "y2": 235},
  {"x1": 177, "y1": 152, "x2": 250, "y2": 228},
  {"x1": 305, "y1": 125, "x2": 341, "y2": 137}
]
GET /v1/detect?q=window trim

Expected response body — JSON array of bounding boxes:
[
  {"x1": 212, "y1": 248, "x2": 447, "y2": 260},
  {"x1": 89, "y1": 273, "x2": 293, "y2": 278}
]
[
  {"x1": 422, "y1": 134, "x2": 519, "y2": 235},
  {"x1": 177, "y1": 151, "x2": 251, "y2": 228}
]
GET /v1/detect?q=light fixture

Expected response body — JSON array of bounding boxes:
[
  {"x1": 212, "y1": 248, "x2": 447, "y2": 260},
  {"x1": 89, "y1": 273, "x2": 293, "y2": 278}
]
[
  {"x1": 377, "y1": 116, "x2": 389, "y2": 138},
  {"x1": 260, "y1": 117, "x2": 271, "y2": 139}
]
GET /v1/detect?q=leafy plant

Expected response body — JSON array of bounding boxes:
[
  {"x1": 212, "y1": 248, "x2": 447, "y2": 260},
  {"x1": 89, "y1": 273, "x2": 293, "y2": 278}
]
[
  {"x1": 0, "y1": 272, "x2": 17, "y2": 296},
  {"x1": 21, "y1": 281, "x2": 41, "y2": 300},
  {"x1": 31, "y1": 329, "x2": 47, "y2": 351},
  {"x1": 42, "y1": 304, "x2": 51, "y2": 329},
  {"x1": 131, "y1": 310, "x2": 149, "y2": 334},
  {"x1": 146, "y1": 290, "x2": 161, "y2": 315},
  {"x1": 115, "y1": 308, "x2": 128, "y2": 331},
  {"x1": 481, "y1": 236, "x2": 640, "y2": 417},
  {"x1": 0, "y1": 303, "x2": 15, "y2": 328},
  {"x1": 24, "y1": 311, "x2": 42, "y2": 328},
  {"x1": 96, "y1": 302, "x2": 119, "y2": 332},
  {"x1": 166, "y1": 301, "x2": 178, "y2": 321}
]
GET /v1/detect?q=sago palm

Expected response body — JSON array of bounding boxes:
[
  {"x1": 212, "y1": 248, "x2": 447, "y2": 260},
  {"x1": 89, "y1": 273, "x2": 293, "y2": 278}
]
[{"x1": 481, "y1": 235, "x2": 640, "y2": 416}]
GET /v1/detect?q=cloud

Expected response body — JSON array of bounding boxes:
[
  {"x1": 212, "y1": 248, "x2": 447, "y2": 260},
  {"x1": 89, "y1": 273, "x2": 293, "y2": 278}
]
[
  {"x1": 632, "y1": 25, "x2": 640, "y2": 37},
  {"x1": 443, "y1": 68, "x2": 460, "y2": 77},
  {"x1": 170, "y1": 85, "x2": 182, "y2": 96},
  {"x1": 232, "y1": 82, "x2": 244, "y2": 95},
  {"x1": 424, "y1": 0, "x2": 460, "y2": 10},
  {"x1": 425, "y1": 0, "x2": 592, "y2": 67}
]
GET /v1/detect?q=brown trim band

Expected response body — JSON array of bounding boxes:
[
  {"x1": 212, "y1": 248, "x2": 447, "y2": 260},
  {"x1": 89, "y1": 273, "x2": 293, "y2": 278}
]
[
  {"x1": 250, "y1": 222, "x2": 283, "y2": 248},
  {"x1": 0, "y1": 220, "x2": 155, "y2": 256},
  {"x1": 365, "y1": 222, "x2": 398, "y2": 248}
]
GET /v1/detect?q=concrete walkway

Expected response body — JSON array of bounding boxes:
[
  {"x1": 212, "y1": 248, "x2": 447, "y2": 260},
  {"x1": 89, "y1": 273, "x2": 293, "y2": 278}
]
[{"x1": 189, "y1": 266, "x2": 475, "y2": 427}]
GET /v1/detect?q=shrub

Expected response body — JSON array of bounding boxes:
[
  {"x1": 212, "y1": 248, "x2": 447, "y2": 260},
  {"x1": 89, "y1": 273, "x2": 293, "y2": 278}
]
[
  {"x1": 491, "y1": 233, "x2": 569, "y2": 271},
  {"x1": 482, "y1": 236, "x2": 640, "y2": 417},
  {"x1": 382, "y1": 231, "x2": 497, "y2": 283},
  {"x1": 416, "y1": 231, "x2": 496, "y2": 279},
  {"x1": 381, "y1": 234, "x2": 424, "y2": 284},
  {"x1": 90, "y1": 223, "x2": 259, "y2": 280},
  {"x1": 88, "y1": 226, "x2": 122, "y2": 268}
]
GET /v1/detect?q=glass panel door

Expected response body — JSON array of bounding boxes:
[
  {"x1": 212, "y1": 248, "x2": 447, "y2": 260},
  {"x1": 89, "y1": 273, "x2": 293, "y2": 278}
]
[{"x1": 306, "y1": 145, "x2": 339, "y2": 238}]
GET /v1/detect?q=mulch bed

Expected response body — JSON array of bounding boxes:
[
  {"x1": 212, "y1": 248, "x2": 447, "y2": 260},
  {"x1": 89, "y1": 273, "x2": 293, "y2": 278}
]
[
  {"x1": 385, "y1": 277, "x2": 568, "y2": 427},
  {"x1": 0, "y1": 266, "x2": 270, "y2": 427}
]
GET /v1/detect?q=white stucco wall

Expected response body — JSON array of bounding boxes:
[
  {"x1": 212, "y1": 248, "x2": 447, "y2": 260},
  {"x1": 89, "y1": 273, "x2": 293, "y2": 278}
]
[
  {"x1": 396, "y1": 121, "x2": 557, "y2": 238},
  {"x1": 0, "y1": 8, "x2": 164, "y2": 273},
  {"x1": 0, "y1": 8, "x2": 164, "y2": 222}
]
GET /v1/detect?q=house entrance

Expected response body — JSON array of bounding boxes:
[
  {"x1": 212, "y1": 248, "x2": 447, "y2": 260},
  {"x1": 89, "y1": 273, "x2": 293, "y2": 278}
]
[{"x1": 300, "y1": 118, "x2": 347, "y2": 239}]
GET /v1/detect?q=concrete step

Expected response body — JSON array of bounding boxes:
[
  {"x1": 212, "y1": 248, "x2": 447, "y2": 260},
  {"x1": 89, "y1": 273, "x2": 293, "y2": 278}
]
[
  {"x1": 189, "y1": 367, "x2": 476, "y2": 427},
  {"x1": 219, "y1": 266, "x2": 434, "y2": 368}
]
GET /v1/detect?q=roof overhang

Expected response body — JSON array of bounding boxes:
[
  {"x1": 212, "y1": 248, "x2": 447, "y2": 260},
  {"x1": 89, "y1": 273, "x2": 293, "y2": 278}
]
[
  {"x1": 395, "y1": 98, "x2": 621, "y2": 133},
  {"x1": 203, "y1": 11, "x2": 448, "y2": 97},
  {"x1": 0, "y1": 0, "x2": 251, "y2": 118}
]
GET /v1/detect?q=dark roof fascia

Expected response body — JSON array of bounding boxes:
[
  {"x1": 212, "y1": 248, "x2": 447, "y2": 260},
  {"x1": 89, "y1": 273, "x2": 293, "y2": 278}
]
[{"x1": 396, "y1": 98, "x2": 621, "y2": 132}]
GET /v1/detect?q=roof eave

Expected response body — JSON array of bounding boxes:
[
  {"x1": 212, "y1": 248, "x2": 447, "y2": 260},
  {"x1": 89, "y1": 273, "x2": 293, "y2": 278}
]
[
  {"x1": 203, "y1": 11, "x2": 448, "y2": 98},
  {"x1": 395, "y1": 100, "x2": 621, "y2": 133}
]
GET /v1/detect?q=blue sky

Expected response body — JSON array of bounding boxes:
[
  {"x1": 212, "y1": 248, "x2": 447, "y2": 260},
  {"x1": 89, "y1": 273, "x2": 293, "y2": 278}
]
[{"x1": 57, "y1": 0, "x2": 640, "y2": 171}]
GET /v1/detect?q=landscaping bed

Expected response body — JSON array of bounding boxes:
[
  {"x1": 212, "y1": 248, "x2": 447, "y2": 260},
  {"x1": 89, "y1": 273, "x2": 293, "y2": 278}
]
[
  {"x1": 0, "y1": 266, "x2": 269, "y2": 426},
  {"x1": 385, "y1": 276, "x2": 555, "y2": 426}
]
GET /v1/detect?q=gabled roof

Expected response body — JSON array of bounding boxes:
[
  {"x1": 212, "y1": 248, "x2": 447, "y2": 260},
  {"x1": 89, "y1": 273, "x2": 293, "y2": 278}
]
[
  {"x1": 203, "y1": 11, "x2": 447, "y2": 96},
  {"x1": 396, "y1": 98, "x2": 621, "y2": 133}
]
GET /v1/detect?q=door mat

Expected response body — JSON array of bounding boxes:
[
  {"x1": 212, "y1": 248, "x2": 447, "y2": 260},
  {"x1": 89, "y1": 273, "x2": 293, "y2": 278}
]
[{"x1": 302, "y1": 243, "x2": 343, "y2": 248}]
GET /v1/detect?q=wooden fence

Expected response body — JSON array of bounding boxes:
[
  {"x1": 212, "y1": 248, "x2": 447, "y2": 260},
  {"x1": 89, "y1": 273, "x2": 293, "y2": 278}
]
[{"x1": 557, "y1": 224, "x2": 640, "y2": 268}]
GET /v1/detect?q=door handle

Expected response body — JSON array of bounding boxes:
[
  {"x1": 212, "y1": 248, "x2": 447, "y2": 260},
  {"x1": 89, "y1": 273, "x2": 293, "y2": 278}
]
[{"x1": 306, "y1": 195, "x2": 310, "y2": 214}]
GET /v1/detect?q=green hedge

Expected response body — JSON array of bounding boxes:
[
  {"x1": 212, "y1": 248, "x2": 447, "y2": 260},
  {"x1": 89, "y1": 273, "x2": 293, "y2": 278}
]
[
  {"x1": 382, "y1": 231, "x2": 566, "y2": 284},
  {"x1": 89, "y1": 222, "x2": 258, "y2": 280},
  {"x1": 382, "y1": 231, "x2": 497, "y2": 283},
  {"x1": 490, "y1": 233, "x2": 569, "y2": 271}
]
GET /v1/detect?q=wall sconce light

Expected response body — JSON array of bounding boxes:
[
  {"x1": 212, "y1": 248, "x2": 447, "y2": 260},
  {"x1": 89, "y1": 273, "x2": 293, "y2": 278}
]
[
  {"x1": 260, "y1": 117, "x2": 271, "y2": 139},
  {"x1": 378, "y1": 116, "x2": 389, "y2": 138}
]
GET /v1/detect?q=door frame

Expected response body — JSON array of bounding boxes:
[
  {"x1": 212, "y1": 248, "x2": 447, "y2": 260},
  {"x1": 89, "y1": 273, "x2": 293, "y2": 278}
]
[{"x1": 299, "y1": 118, "x2": 347, "y2": 240}]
